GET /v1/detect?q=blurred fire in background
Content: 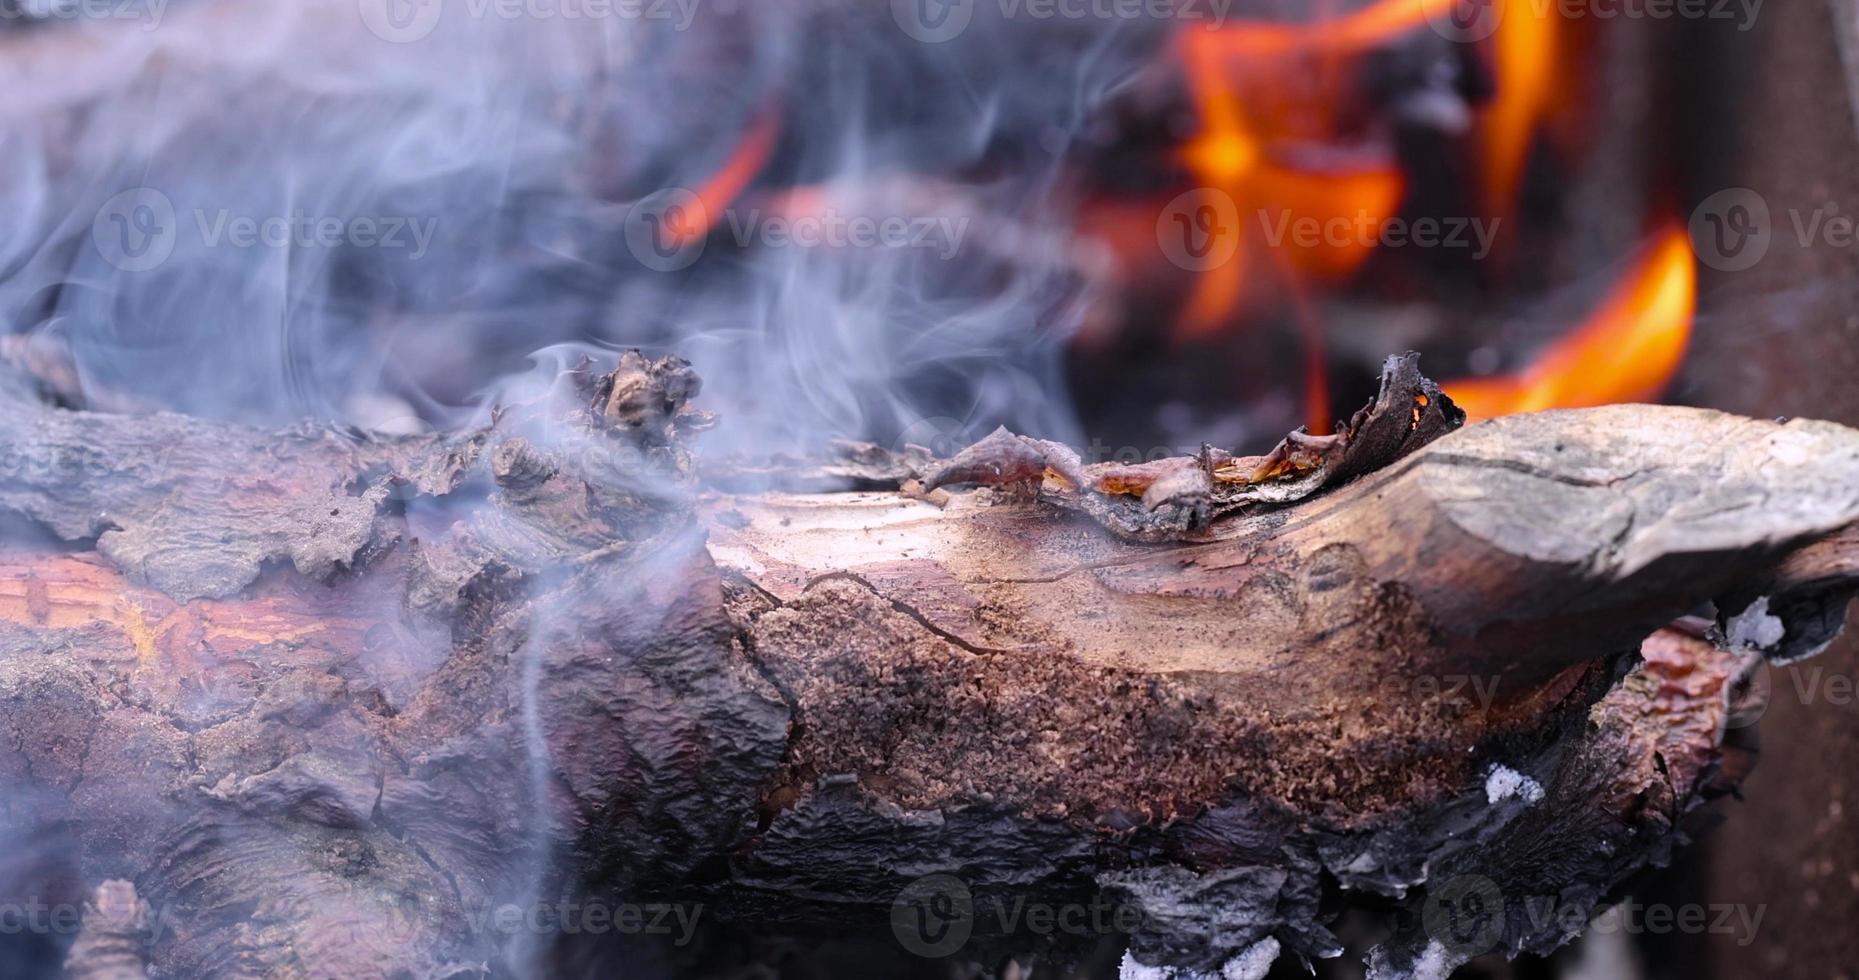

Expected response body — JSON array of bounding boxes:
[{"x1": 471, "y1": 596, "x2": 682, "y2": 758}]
[
  {"x1": 672, "y1": 0, "x2": 1701, "y2": 442},
  {"x1": 1114, "y1": 0, "x2": 1695, "y2": 434},
  {"x1": 0, "y1": 0, "x2": 1700, "y2": 462}
]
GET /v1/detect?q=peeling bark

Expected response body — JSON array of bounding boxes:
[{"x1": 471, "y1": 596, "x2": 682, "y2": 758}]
[{"x1": 0, "y1": 357, "x2": 1855, "y2": 978}]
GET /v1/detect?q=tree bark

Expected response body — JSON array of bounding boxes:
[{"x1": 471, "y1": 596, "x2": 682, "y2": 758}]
[{"x1": 2, "y1": 357, "x2": 1857, "y2": 979}]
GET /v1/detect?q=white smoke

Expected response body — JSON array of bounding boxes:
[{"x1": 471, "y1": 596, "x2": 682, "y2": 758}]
[{"x1": 0, "y1": 0, "x2": 1175, "y2": 455}]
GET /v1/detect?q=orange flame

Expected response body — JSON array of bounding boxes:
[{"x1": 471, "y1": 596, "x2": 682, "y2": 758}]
[
  {"x1": 1443, "y1": 224, "x2": 1696, "y2": 420},
  {"x1": 1176, "y1": 22, "x2": 1412, "y2": 337},
  {"x1": 1174, "y1": 4, "x2": 1429, "y2": 428},
  {"x1": 662, "y1": 106, "x2": 782, "y2": 246},
  {"x1": 1480, "y1": 0, "x2": 1564, "y2": 227},
  {"x1": 1206, "y1": 0, "x2": 1456, "y2": 55}
]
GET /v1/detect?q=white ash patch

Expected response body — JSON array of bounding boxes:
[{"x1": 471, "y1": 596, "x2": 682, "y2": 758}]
[
  {"x1": 1114, "y1": 936, "x2": 1282, "y2": 980},
  {"x1": 1223, "y1": 937, "x2": 1281, "y2": 980},
  {"x1": 1119, "y1": 951, "x2": 1177, "y2": 979},
  {"x1": 1485, "y1": 764, "x2": 1545, "y2": 805},
  {"x1": 1409, "y1": 940, "x2": 1458, "y2": 980},
  {"x1": 1367, "y1": 940, "x2": 1459, "y2": 980},
  {"x1": 1726, "y1": 596, "x2": 1787, "y2": 653}
]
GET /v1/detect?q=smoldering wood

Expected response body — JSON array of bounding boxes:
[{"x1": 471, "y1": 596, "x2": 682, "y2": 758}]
[{"x1": 1, "y1": 356, "x2": 1857, "y2": 979}]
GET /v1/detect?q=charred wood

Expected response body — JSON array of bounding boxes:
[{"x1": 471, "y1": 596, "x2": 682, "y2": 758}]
[{"x1": 0, "y1": 356, "x2": 1855, "y2": 977}]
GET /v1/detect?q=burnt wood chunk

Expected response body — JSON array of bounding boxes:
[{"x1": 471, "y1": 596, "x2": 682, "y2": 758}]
[{"x1": 0, "y1": 356, "x2": 1856, "y2": 977}]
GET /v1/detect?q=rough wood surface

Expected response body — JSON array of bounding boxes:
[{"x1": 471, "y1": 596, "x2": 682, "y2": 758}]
[
  {"x1": 709, "y1": 400, "x2": 1859, "y2": 816},
  {"x1": 0, "y1": 356, "x2": 1856, "y2": 979}
]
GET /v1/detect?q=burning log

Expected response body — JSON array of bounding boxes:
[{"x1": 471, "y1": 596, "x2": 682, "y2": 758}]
[{"x1": 2, "y1": 354, "x2": 1858, "y2": 978}]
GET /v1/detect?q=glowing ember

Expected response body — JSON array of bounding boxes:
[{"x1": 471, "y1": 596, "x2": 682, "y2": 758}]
[{"x1": 1444, "y1": 224, "x2": 1696, "y2": 420}]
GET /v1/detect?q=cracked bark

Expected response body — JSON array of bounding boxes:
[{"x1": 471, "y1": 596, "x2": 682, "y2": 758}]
[{"x1": 2, "y1": 357, "x2": 1858, "y2": 979}]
